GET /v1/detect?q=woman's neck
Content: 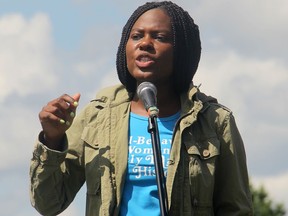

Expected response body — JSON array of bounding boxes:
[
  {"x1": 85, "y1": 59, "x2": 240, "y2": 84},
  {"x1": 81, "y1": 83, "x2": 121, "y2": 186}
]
[{"x1": 131, "y1": 84, "x2": 181, "y2": 117}]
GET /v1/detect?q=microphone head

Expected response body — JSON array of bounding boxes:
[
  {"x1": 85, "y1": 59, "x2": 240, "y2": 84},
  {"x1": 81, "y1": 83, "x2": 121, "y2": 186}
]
[{"x1": 137, "y1": 82, "x2": 158, "y2": 115}]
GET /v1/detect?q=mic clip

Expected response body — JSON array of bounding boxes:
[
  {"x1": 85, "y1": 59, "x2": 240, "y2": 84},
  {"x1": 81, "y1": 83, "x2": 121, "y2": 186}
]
[{"x1": 148, "y1": 106, "x2": 159, "y2": 117}]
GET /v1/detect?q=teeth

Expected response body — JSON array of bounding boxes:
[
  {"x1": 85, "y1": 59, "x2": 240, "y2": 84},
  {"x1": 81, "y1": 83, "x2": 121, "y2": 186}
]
[{"x1": 139, "y1": 56, "x2": 151, "y2": 62}]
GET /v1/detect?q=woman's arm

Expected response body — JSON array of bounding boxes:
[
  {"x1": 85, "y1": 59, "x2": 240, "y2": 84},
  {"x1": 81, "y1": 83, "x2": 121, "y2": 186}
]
[{"x1": 214, "y1": 113, "x2": 253, "y2": 215}]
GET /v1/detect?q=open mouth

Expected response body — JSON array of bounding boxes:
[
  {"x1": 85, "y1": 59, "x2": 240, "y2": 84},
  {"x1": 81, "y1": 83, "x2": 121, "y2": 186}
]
[
  {"x1": 138, "y1": 56, "x2": 152, "y2": 62},
  {"x1": 136, "y1": 55, "x2": 155, "y2": 68}
]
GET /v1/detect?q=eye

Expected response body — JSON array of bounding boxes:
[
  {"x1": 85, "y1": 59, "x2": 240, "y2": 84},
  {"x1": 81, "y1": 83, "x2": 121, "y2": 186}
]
[
  {"x1": 130, "y1": 32, "x2": 142, "y2": 41},
  {"x1": 156, "y1": 34, "x2": 165, "y2": 41},
  {"x1": 154, "y1": 33, "x2": 171, "y2": 42}
]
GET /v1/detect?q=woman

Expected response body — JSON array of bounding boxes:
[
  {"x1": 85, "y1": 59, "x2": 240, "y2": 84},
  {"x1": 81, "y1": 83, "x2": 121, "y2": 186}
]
[{"x1": 30, "y1": 1, "x2": 253, "y2": 215}]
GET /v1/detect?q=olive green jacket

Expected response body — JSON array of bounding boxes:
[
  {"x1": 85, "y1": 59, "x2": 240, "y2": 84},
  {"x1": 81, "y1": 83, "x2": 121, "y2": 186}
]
[{"x1": 30, "y1": 84, "x2": 253, "y2": 216}]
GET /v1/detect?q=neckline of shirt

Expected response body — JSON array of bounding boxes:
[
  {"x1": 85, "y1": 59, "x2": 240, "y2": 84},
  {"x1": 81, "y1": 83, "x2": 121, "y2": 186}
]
[{"x1": 130, "y1": 111, "x2": 181, "y2": 122}]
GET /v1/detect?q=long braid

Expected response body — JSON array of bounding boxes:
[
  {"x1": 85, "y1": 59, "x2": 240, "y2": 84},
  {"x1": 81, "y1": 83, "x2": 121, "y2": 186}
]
[{"x1": 116, "y1": 1, "x2": 201, "y2": 94}]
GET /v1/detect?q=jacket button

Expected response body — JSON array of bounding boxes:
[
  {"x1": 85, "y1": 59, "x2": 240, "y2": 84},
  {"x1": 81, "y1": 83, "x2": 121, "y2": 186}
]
[
  {"x1": 40, "y1": 152, "x2": 47, "y2": 161},
  {"x1": 202, "y1": 149, "x2": 210, "y2": 158}
]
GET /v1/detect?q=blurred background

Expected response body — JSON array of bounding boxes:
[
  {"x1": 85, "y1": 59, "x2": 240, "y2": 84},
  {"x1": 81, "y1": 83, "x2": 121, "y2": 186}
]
[{"x1": 0, "y1": 0, "x2": 287, "y2": 215}]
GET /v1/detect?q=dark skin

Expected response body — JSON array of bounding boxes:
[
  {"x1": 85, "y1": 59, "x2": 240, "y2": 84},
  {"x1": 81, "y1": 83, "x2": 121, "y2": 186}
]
[
  {"x1": 39, "y1": 93, "x2": 80, "y2": 150},
  {"x1": 39, "y1": 8, "x2": 180, "y2": 150},
  {"x1": 126, "y1": 8, "x2": 180, "y2": 117}
]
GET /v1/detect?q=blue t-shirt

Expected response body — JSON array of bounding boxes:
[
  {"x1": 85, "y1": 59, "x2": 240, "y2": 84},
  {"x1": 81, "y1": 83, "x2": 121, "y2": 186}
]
[{"x1": 120, "y1": 111, "x2": 180, "y2": 216}]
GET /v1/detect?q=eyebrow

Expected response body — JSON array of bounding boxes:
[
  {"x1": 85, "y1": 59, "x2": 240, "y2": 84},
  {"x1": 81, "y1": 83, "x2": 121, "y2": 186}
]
[{"x1": 130, "y1": 27, "x2": 172, "y2": 33}]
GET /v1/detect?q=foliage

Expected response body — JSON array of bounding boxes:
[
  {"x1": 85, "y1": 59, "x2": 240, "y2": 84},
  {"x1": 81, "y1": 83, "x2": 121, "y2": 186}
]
[{"x1": 251, "y1": 184, "x2": 286, "y2": 216}]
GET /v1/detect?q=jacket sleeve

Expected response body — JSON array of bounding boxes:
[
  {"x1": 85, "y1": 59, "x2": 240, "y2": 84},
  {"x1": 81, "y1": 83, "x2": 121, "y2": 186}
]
[
  {"x1": 30, "y1": 107, "x2": 88, "y2": 216},
  {"x1": 213, "y1": 112, "x2": 253, "y2": 216}
]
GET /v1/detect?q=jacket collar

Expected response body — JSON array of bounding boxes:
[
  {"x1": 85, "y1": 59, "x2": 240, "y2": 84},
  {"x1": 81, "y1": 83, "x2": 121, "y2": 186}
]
[
  {"x1": 180, "y1": 83, "x2": 218, "y2": 113},
  {"x1": 94, "y1": 83, "x2": 217, "y2": 116}
]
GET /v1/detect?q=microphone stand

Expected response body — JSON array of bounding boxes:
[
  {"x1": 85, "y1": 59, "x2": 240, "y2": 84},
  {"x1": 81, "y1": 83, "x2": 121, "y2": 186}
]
[{"x1": 147, "y1": 108, "x2": 168, "y2": 216}]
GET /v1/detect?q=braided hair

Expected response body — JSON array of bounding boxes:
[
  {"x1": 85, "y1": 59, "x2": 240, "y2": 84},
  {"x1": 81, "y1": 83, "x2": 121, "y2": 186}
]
[{"x1": 116, "y1": 1, "x2": 201, "y2": 94}]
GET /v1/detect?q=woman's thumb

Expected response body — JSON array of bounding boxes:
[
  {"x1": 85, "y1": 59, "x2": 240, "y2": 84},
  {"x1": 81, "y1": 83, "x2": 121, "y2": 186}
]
[{"x1": 72, "y1": 93, "x2": 81, "y2": 105}]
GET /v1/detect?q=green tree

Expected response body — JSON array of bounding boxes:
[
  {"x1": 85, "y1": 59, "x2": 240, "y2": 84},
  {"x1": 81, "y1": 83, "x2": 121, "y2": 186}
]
[{"x1": 251, "y1": 184, "x2": 286, "y2": 216}]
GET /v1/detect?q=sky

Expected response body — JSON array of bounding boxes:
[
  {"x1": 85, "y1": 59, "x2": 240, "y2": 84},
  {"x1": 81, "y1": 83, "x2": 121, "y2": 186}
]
[{"x1": 0, "y1": 0, "x2": 287, "y2": 215}]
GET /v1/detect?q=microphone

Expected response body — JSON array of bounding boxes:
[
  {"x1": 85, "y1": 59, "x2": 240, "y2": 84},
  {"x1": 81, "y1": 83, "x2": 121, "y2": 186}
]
[{"x1": 137, "y1": 82, "x2": 159, "y2": 117}]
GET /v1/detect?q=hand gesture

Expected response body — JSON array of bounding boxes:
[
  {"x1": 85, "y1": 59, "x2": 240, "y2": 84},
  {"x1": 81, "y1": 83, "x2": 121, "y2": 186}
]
[{"x1": 39, "y1": 93, "x2": 80, "y2": 150}]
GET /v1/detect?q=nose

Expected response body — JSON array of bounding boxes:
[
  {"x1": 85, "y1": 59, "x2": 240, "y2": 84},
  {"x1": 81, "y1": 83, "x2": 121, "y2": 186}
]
[{"x1": 139, "y1": 36, "x2": 154, "y2": 51}]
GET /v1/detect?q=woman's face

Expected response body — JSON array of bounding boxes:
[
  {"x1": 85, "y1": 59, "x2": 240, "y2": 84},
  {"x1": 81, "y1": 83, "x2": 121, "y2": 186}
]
[{"x1": 125, "y1": 8, "x2": 174, "y2": 85}]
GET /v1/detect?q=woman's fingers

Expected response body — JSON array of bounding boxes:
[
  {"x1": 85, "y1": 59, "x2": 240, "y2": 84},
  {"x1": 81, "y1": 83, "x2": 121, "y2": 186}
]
[{"x1": 39, "y1": 93, "x2": 81, "y2": 138}]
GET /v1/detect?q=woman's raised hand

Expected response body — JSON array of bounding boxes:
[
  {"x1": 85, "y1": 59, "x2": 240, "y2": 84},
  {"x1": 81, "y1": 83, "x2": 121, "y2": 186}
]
[{"x1": 39, "y1": 93, "x2": 81, "y2": 150}]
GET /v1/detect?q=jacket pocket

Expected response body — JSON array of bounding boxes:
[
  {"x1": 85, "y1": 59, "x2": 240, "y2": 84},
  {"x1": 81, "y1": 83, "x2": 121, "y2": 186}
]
[
  {"x1": 184, "y1": 136, "x2": 220, "y2": 211},
  {"x1": 81, "y1": 126, "x2": 100, "y2": 149}
]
